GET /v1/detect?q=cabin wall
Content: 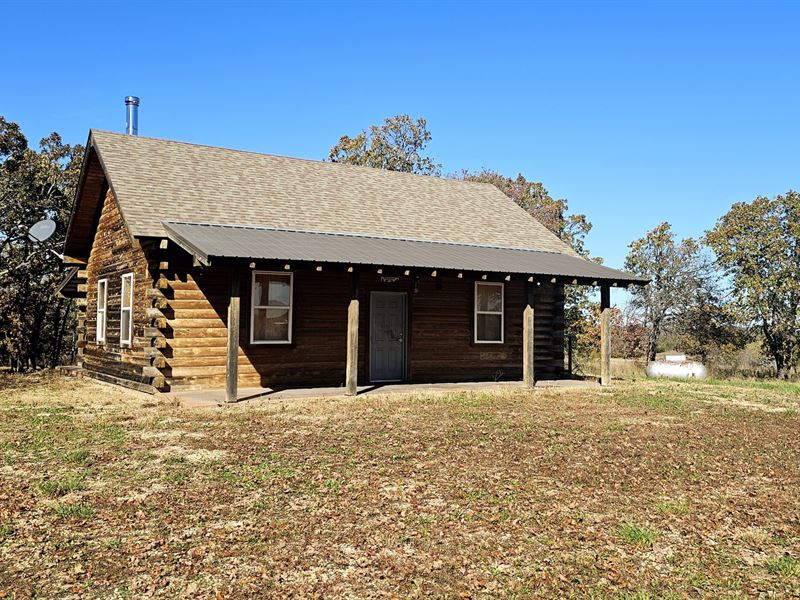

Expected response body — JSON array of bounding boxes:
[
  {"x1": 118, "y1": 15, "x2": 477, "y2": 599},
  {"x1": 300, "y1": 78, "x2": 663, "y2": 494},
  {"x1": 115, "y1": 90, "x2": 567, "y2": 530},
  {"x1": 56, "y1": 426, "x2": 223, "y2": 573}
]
[
  {"x1": 82, "y1": 190, "x2": 154, "y2": 391},
  {"x1": 152, "y1": 259, "x2": 565, "y2": 391},
  {"x1": 407, "y1": 275, "x2": 564, "y2": 382},
  {"x1": 151, "y1": 251, "x2": 352, "y2": 390}
]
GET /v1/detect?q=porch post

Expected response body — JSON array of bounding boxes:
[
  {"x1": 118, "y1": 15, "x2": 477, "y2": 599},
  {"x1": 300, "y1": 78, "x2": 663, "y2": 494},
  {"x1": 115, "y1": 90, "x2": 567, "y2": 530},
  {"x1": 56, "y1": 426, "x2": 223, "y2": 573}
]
[
  {"x1": 600, "y1": 285, "x2": 611, "y2": 386},
  {"x1": 225, "y1": 269, "x2": 241, "y2": 403},
  {"x1": 523, "y1": 284, "x2": 536, "y2": 389},
  {"x1": 345, "y1": 272, "x2": 359, "y2": 396}
]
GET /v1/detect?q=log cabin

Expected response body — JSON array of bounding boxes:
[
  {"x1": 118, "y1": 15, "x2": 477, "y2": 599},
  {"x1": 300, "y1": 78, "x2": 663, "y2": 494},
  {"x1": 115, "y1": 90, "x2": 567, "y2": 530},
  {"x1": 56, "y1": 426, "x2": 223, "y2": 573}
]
[{"x1": 60, "y1": 129, "x2": 646, "y2": 399}]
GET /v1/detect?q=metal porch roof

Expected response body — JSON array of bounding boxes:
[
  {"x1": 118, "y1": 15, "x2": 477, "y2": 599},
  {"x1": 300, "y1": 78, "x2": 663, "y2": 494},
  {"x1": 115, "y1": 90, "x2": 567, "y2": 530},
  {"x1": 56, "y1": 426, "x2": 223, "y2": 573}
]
[{"x1": 162, "y1": 221, "x2": 647, "y2": 286}]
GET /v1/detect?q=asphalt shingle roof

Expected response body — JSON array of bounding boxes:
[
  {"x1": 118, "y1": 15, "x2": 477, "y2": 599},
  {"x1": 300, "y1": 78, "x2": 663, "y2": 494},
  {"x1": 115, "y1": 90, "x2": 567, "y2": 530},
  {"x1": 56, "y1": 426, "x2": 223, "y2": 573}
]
[{"x1": 90, "y1": 130, "x2": 578, "y2": 255}]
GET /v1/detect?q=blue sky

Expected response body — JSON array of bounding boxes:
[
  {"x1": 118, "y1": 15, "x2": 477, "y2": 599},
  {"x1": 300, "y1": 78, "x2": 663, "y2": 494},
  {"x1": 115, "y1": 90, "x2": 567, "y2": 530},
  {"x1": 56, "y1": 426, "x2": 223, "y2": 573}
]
[{"x1": 4, "y1": 0, "x2": 799, "y2": 272}]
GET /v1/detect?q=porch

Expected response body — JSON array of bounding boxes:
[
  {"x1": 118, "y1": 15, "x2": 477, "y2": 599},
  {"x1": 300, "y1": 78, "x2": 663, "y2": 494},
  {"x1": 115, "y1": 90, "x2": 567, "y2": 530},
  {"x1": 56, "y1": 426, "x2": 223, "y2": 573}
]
[
  {"x1": 169, "y1": 378, "x2": 601, "y2": 408},
  {"x1": 155, "y1": 222, "x2": 646, "y2": 401}
]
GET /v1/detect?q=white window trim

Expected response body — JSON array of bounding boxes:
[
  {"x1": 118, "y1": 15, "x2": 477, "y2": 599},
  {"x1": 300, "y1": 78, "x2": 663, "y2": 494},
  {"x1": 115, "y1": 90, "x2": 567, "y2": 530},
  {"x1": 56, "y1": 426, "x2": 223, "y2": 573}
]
[
  {"x1": 250, "y1": 270, "x2": 293, "y2": 345},
  {"x1": 474, "y1": 281, "x2": 504, "y2": 344},
  {"x1": 96, "y1": 278, "x2": 108, "y2": 344},
  {"x1": 120, "y1": 272, "x2": 134, "y2": 347}
]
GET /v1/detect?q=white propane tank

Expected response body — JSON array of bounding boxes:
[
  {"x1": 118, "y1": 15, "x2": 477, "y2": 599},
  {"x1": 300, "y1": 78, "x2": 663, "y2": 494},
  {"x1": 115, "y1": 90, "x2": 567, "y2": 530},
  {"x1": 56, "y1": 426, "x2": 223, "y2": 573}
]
[{"x1": 646, "y1": 354, "x2": 707, "y2": 379}]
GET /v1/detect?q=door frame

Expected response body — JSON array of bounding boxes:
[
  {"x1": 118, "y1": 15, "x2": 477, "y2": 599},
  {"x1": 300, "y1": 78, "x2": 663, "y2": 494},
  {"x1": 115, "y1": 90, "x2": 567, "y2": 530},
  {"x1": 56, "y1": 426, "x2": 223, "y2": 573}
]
[{"x1": 369, "y1": 291, "x2": 408, "y2": 383}]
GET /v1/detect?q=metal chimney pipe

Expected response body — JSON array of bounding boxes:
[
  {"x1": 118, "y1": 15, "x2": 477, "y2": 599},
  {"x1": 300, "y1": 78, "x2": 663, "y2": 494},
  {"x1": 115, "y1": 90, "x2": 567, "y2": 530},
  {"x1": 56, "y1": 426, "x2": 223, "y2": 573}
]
[{"x1": 125, "y1": 96, "x2": 140, "y2": 135}]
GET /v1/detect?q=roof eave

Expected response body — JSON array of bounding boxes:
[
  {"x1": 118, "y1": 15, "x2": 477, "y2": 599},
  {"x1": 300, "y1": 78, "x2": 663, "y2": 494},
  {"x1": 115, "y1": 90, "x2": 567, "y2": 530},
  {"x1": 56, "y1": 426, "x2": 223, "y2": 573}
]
[{"x1": 161, "y1": 221, "x2": 647, "y2": 287}]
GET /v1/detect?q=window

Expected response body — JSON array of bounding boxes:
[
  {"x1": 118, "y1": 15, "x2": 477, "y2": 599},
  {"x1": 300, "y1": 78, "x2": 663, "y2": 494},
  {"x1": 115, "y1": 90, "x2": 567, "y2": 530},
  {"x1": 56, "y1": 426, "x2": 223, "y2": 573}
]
[
  {"x1": 120, "y1": 273, "x2": 134, "y2": 347},
  {"x1": 474, "y1": 281, "x2": 504, "y2": 343},
  {"x1": 96, "y1": 278, "x2": 108, "y2": 343},
  {"x1": 250, "y1": 271, "x2": 293, "y2": 344}
]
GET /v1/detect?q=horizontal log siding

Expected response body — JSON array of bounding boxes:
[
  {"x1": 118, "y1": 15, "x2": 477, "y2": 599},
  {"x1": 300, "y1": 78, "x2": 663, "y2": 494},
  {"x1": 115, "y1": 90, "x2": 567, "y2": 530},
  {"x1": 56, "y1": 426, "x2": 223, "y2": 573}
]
[
  {"x1": 155, "y1": 254, "x2": 351, "y2": 390},
  {"x1": 83, "y1": 190, "x2": 153, "y2": 390},
  {"x1": 157, "y1": 262, "x2": 564, "y2": 391},
  {"x1": 408, "y1": 276, "x2": 564, "y2": 382}
]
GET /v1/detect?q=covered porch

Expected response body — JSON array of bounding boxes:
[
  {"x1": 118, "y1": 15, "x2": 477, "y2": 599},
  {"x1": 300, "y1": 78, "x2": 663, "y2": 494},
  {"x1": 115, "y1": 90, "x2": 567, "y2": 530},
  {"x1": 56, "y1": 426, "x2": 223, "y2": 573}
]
[
  {"x1": 171, "y1": 378, "x2": 602, "y2": 408},
  {"x1": 160, "y1": 221, "x2": 646, "y2": 402}
]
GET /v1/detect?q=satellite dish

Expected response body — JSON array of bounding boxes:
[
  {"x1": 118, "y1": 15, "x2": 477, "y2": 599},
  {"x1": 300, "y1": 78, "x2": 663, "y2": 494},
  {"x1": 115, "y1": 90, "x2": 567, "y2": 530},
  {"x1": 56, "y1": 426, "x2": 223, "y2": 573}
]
[{"x1": 28, "y1": 219, "x2": 56, "y2": 243}]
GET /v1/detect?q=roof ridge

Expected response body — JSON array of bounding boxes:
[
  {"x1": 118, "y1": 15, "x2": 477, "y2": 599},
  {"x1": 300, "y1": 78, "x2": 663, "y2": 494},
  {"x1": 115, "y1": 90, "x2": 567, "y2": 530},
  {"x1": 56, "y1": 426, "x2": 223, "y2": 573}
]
[
  {"x1": 89, "y1": 129, "x2": 496, "y2": 190},
  {"x1": 161, "y1": 219, "x2": 581, "y2": 258}
]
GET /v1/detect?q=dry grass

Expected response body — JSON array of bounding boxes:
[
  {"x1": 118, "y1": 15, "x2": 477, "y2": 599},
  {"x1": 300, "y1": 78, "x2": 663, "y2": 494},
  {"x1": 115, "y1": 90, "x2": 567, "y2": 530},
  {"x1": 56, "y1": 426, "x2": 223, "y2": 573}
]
[{"x1": 1, "y1": 372, "x2": 799, "y2": 598}]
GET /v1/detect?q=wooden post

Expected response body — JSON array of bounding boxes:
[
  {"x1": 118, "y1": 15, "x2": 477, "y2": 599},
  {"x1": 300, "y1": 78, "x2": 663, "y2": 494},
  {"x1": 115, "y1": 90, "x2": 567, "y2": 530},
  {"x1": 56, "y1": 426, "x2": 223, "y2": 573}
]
[
  {"x1": 225, "y1": 269, "x2": 241, "y2": 403},
  {"x1": 345, "y1": 273, "x2": 359, "y2": 396},
  {"x1": 600, "y1": 285, "x2": 611, "y2": 386},
  {"x1": 567, "y1": 335, "x2": 573, "y2": 377},
  {"x1": 523, "y1": 285, "x2": 536, "y2": 389}
]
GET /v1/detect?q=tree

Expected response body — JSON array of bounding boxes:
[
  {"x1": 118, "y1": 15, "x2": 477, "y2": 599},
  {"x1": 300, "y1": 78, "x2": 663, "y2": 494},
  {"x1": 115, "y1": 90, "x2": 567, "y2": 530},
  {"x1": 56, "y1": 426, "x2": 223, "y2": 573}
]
[
  {"x1": 624, "y1": 223, "x2": 711, "y2": 362},
  {"x1": 329, "y1": 115, "x2": 441, "y2": 176},
  {"x1": 671, "y1": 287, "x2": 748, "y2": 362},
  {"x1": 0, "y1": 116, "x2": 83, "y2": 371},
  {"x1": 706, "y1": 191, "x2": 800, "y2": 378},
  {"x1": 611, "y1": 305, "x2": 648, "y2": 359}
]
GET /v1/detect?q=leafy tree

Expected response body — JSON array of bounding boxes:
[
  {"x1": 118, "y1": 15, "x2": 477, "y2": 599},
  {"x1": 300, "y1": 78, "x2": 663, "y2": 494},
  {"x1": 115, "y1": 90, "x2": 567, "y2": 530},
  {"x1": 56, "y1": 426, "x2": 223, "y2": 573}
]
[
  {"x1": 611, "y1": 305, "x2": 648, "y2": 359},
  {"x1": 706, "y1": 191, "x2": 800, "y2": 378},
  {"x1": 329, "y1": 115, "x2": 441, "y2": 176},
  {"x1": 672, "y1": 288, "x2": 748, "y2": 362},
  {"x1": 624, "y1": 223, "x2": 711, "y2": 362},
  {"x1": 0, "y1": 116, "x2": 83, "y2": 371}
]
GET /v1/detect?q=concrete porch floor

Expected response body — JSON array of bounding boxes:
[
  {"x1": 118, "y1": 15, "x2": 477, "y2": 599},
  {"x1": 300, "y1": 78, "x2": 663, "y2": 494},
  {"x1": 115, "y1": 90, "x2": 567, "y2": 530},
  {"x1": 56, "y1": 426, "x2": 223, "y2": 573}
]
[{"x1": 169, "y1": 379, "x2": 599, "y2": 408}]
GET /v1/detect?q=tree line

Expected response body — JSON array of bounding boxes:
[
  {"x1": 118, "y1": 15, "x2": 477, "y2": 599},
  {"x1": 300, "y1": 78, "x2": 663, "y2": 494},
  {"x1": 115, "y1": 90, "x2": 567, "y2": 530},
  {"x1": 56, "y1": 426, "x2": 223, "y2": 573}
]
[
  {"x1": 0, "y1": 117, "x2": 83, "y2": 372},
  {"x1": 2, "y1": 113, "x2": 798, "y2": 379},
  {"x1": 624, "y1": 191, "x2": 800, "y2": 379}
]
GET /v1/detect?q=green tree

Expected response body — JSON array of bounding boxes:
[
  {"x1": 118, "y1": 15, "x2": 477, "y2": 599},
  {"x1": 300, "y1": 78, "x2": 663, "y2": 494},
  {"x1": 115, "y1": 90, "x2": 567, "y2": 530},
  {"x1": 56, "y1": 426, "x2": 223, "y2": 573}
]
[
  {"x1": 329, "y1": 115, "x2": 441, "y2": 175},
  {"x1": 624, "y1": 223, "x2": 711, "y2": 362},
  {"x1": 706, "y1": 191, "x2": 800, "y2": 378},
  {"x1": 0, "y1": 116, "x2": 83, "y2": 371},
  {"x1": 672, "y1": 288, "x2": 748, "y2": 362}
]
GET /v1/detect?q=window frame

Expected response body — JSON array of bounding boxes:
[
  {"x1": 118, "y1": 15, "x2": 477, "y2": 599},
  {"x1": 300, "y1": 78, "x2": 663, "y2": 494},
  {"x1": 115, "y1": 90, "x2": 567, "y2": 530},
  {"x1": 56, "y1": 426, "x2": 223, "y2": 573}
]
[
  {"x1": 474, "y1": 281, "x2": 504, "y2": 344},
  {"x1": 120, "y1": 272, "x2": 134, "y2": 347},
  {"x1": 96, "y1": 278, "x2": 108, "y2": 344},
  {"x1": 250, "y1": 270, "x2": 294, "y2": 345}
]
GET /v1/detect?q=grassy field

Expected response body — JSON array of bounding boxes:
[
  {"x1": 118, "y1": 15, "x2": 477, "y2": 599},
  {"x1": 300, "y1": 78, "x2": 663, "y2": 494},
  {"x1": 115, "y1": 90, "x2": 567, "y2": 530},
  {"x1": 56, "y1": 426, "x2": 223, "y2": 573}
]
[{"x1": 1, "y1": 373, "x2": 799, "y2": 599}]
